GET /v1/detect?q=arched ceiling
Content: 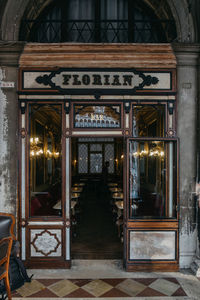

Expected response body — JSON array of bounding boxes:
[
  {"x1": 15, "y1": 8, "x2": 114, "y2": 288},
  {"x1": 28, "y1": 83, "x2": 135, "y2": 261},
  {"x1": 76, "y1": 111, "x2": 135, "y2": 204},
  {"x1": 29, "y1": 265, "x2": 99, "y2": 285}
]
[{"x1": 0, "y1": 0, "x2": 197, "y2": 42}]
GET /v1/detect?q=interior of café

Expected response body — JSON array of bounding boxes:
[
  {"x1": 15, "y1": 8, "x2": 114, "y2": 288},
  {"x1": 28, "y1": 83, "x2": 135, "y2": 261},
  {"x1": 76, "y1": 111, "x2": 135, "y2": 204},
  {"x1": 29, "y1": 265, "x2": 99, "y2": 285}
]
[{"x1": 28, "y1": 102, "x2": 172, "y2": 259}]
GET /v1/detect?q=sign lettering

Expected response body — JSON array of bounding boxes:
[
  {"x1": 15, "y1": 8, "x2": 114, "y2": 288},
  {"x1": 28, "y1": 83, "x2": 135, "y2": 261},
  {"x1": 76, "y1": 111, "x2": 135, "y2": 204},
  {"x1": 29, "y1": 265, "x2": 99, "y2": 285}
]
[{"x1": 35, "y1": 68, "x2": 159, "y2": 96}]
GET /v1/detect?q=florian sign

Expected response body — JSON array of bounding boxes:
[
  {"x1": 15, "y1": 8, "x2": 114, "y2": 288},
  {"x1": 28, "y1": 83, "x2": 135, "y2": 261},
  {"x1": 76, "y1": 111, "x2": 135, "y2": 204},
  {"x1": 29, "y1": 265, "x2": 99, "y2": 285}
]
[{"x1": 35, "y1": 68, "x2": 159, "y2": 96}]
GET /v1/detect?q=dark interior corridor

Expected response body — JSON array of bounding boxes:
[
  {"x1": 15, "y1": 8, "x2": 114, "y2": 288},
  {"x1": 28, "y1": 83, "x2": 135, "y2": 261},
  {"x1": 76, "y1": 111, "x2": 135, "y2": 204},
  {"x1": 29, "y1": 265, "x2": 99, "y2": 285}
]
[{"x1": 71, "y1": 179, "x2": 123, "y2": 259}]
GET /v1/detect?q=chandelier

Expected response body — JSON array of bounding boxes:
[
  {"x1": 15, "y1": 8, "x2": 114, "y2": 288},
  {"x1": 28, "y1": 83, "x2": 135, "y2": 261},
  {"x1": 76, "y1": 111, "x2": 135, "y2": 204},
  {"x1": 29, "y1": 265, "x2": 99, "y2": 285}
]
[{"x1": 30, "y1": 137, "x2": 59, "y2": 158}]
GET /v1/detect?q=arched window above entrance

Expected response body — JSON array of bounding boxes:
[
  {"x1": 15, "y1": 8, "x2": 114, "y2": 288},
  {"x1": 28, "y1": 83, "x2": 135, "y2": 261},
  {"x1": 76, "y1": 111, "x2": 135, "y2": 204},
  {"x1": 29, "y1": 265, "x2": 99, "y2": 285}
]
[{"x1": 19, "y1": 0, "x2": 177, "y2": 43}]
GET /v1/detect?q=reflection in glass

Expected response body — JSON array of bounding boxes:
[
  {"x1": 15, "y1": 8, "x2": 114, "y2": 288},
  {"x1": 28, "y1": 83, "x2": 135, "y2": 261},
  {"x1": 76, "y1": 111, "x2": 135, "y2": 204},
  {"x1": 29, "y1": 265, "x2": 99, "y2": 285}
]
[
  {"x1": 29, "y1": 104, "x2": 62, "y2": 217},
  {"x1": 129, "y1": 140, "x2": 177, "y2": 219},
  {"x1": 74, "y1": 105, "x2": 120, "y2": 128},
  {"x1": 90, "y1": 153, "x2": 103, "y2": 173},
  {"x1": 133, "y1": 105, "x2": 165, "y2": 137}
]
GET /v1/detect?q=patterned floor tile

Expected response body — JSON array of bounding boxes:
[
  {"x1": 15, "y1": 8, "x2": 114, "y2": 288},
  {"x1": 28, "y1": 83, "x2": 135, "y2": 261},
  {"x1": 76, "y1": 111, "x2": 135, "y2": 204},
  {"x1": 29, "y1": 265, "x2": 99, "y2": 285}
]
[
  {"x1": 101, "y1": 278, "x2": 125, "y2": 287},
  {"x1": 70, "y1": 279, "x2": 92, "y2": 287},
  {"x1": 164, "y1": 278, "x2": 180, "y2": 285},
  {"x1": 36, "y1": 279, "x2": 62, "y2": 287},
  {"x1": 149, "y1": 278, "x2": 180, "y2": 296},
  {"x1": 48, "y1": 279, "x2": 79, "y2": 297},
  {"x1": 133, "y1": 278, "x2": 157, "y2": 286},
  {"x1": 172, "y1": 287, "x2": 188, "y2": 297},
  {"x1": 137, "y1": 287, "x2": 166, "y2": 297},
  {"x1": 65, "y1": 287, "x2": 94, "y2": 298},
  {"x1": 27, "y1": 287, "x2": 58, "y2": 298},
  {"x1": 100, "y1": 287, "x2": 130, "y2": 297},
  {"x1": 12, "y1": 277, "x2": 189, "y2": 298},
  {"x1": 82, "y1": 279, "x2": 113, "y2": 297},
  {"x1": 16, "y1": 280, "x2": 45, "y2": 297},
  {"x1": 116, "y1": 278, "x2": 146, "y2": 296}
]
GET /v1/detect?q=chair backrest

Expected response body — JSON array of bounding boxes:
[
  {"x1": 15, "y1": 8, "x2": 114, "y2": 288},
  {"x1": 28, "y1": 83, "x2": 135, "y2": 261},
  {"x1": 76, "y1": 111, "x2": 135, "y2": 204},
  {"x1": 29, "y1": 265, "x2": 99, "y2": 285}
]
[
  {"x1": 0, "y1": 213, "x2": 15, "y2": 240},
  {"x1": 0, "y1": 237, "x2": 13, "y2": 270}
]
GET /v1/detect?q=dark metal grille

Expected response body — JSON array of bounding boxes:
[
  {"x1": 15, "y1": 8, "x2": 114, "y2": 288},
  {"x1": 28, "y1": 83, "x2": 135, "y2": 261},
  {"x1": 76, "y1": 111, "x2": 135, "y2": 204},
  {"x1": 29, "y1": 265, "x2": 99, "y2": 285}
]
[{"x1": 20, "y1": 18, "x2": 176, "y2": 43}]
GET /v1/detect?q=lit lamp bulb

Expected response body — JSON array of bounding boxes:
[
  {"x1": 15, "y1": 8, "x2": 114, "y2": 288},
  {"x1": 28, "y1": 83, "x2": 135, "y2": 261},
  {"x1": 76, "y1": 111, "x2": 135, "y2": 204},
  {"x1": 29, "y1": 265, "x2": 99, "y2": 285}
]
[{"x1": 54, "y1": 152, "x2": 60, "y2": 158}]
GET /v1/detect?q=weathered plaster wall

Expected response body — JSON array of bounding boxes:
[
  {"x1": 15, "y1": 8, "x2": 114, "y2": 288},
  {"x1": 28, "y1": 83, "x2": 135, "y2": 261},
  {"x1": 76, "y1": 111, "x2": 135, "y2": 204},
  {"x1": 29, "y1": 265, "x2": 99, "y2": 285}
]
[
  {"x1": 173, "y1": 44, "x2": 200, "y2": 268},
  {"x1": 0, "y1": 43, "x2": 24, "y2": 217}
]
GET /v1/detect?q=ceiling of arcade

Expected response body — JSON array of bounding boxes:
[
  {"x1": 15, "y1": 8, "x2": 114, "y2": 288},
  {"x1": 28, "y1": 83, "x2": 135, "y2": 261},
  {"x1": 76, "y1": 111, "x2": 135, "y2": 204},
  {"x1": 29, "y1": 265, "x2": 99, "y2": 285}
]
[{"x1": 0, "y1": 0, "x2": 198, "y2": 42}]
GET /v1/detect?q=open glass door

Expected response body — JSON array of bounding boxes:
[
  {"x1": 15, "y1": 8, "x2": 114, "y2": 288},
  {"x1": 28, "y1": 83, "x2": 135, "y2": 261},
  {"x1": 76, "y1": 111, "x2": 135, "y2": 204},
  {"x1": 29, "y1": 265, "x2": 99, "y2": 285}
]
[
  {"x1": 20, "y1": 102, "x2": 71, "y2": 268},
  {"x1": 124, "y1": 103, "x2": 179, "y2": 271},
  {"x1": 125, "y1": 137, "x2": 179, "y2": 271}
]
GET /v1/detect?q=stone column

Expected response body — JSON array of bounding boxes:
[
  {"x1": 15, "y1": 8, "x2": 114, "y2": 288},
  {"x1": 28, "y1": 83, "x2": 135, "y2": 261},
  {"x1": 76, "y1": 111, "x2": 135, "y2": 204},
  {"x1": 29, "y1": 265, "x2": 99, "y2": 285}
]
[
  {"x1": 0, "y1": 42, "x2": 24, "y2": 216},
  {"x1": 173, "y1": 43, "x2": 200, "y2": 268}
]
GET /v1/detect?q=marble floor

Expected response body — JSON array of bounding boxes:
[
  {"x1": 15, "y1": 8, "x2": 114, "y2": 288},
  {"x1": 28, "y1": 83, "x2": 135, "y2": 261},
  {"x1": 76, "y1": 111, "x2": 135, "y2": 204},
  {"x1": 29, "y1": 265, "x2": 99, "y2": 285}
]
[{"x1": 11, "y1": 260, "x2": 200, "y2": 300}]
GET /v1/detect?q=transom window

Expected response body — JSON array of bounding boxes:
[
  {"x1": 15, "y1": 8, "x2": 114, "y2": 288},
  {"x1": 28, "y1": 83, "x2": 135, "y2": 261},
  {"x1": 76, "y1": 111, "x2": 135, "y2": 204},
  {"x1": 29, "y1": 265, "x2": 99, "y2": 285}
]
[{"x1": 20, "y1": 0, "x2": 176, "y2": 43}]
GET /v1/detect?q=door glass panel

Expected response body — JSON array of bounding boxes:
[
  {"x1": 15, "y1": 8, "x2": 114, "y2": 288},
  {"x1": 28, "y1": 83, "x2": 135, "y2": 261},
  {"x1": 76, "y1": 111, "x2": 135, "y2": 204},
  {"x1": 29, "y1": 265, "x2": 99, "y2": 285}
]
[
  {"x1": 105, "y1": 144, "x2": 114, "y2": 173},
  {"x1": 78, "y1": 144, "x2": 88, "y2": 173},
  {"x1": 29, "y1": 104, "x2": 62, "y2": 217},
  {"x1": 90, "y1": 144, "x2": 102, "y2": 151},
  {"x1": 129, "y1": 140, "x2": 177, "y2": 219},
  {"x1": 133, "y1": 105, "x2": 165, "y2": 137},
  {"x1": 90, "y1": 153, "x2": 103, "y2": 173},
  {"x1": 74, "y1": 105, "x2": 121, "y2": 128}
]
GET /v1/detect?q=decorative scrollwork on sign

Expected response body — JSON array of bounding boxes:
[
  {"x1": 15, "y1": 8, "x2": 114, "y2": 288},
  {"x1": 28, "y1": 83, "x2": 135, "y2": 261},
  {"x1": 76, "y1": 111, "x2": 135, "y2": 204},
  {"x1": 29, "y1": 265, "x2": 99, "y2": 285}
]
[
  {"x1": 31, "y1": 229, "x2": 61, "y2": 257},
  {"x1": 35, "y1": 68, "x2": 159, "y2": 95}
]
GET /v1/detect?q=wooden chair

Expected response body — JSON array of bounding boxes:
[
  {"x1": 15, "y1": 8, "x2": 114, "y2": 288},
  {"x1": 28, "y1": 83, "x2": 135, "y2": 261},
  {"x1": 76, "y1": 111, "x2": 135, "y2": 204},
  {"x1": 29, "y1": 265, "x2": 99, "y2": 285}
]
[{"x1": 0, "y1": 237, "x2": 13, "y2": 300}]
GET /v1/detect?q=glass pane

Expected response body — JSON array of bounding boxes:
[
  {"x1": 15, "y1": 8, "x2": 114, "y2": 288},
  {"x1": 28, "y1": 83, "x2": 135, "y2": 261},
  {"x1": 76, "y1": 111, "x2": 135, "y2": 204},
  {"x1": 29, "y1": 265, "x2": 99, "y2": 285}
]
[
  {"x1": 78, "y1": 144, "x2": 88, "y2": 173},
  {"x1": 29, "y1": 104, "x2": 62, "y2": 217},
  {"x1": 133, "y1": 105, "x2": 165, "y2": 137},
  {"x1": 105, "y1": 144, "x2": 114, "y2": 173},
  {"x1": 129, "y1": 140, "x2": 177, "y2": 219},
  {"x1": 90, "y1": 144, "x2": 102, "y2": 151},
  {"x1": 74, "y1": 105, "x2": 121, "y2": 128},
  {"x1": 90, "y1": 153, "x2": 102, "y2": 173}
]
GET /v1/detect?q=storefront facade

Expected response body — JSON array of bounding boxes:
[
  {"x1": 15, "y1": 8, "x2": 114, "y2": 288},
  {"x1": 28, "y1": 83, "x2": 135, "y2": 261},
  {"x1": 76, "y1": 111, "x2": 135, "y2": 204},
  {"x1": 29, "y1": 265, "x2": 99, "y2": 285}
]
[{"x1": 0, "y1": 0, "x2": 200, "y2": 272}]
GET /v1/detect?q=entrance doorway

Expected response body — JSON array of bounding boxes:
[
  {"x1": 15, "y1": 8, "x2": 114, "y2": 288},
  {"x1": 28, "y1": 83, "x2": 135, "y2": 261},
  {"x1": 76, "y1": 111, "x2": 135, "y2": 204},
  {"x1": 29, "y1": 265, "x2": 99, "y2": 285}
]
[{"x1": 71, "y1": 137, "x2": 124, "y2": 259}]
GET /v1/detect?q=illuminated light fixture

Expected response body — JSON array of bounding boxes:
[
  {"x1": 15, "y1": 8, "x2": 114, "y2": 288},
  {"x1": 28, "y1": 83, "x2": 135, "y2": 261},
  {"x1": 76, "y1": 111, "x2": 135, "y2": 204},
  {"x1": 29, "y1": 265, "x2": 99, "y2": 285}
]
[
  {"x1": 132, "y1": 149, "x2": 164, "y2": 157},
  {"x1": 30, "y1": 137, "x2": 59, "y2": 158},
  {"x1": 46, "y1": 149, "x2": 60, "y2": 158},
  {"x1": 121, "y1": 154, "x2": 124, "y2": 159},
  {"x1": 30, "y1": 137, "x2": 43, "y2": 157},
  {"x1": 140, "y1": 150, "x2": 148, "y2": 157}
]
